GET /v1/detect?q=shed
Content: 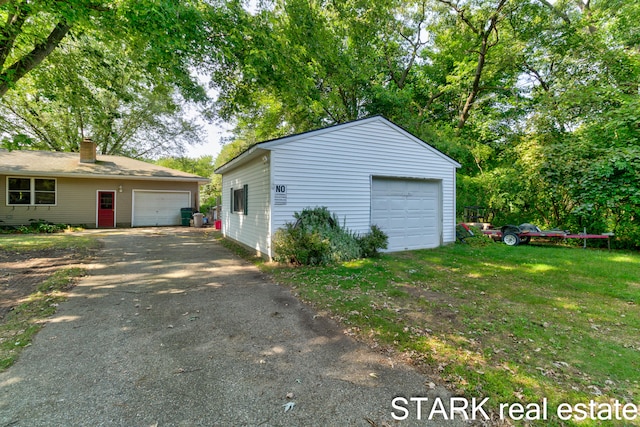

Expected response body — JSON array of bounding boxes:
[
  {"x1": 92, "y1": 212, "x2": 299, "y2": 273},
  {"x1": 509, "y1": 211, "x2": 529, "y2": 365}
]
[
  {"x1": 214, "y1": 116, "x2": 461, "y2": 258},
  {"x1": 0, "y1": 140, "x2": 209, "y2": 228}
]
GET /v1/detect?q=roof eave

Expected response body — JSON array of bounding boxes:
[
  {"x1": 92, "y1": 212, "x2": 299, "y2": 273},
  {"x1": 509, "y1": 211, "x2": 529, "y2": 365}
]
[
  {"x1": 1, "y1": 170, "x2": 209, "y2": 184},
  {"x1": 214, "y1": 146, "x2": 270, "y2": 175}
]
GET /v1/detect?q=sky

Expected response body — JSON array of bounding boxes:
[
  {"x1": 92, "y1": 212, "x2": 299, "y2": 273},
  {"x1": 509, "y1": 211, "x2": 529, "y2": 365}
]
[
  {"x1": 180, "y1": 77, "x2": 231, "y2": 160},
  {"x1": 184, "y1": 119, "x2": 229, "y2": 159},
  {"x1": 182, "y1": 0, "x2": 260, "y2": 160}
]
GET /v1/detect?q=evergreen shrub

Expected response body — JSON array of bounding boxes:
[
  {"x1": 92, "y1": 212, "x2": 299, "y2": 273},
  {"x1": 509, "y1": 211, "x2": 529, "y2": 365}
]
[{"x1": 273, "y1": 207, "x2": 388, "y2": 265}]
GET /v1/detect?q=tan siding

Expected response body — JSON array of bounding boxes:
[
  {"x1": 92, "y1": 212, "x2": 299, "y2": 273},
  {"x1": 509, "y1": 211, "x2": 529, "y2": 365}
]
[{"x1": 0, "y1": 175, "x2": 198, "y2": 227}]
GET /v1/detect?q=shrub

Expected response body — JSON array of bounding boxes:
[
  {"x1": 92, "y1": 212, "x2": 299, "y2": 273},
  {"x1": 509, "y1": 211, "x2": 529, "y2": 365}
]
[
  {"x1": 31, "y1": 220, "x2": 63, "y2": 233},
  {"x1": 357, "y1": 224, "x2": 388, "y2": 258},
  {"x1": 456, "y1": 224, "x2": 495, "y2": 247},
  {"x1": 273, "y1": 223, "x2": 331, "y2": 265},
  {"x1": 9, "y1": 219, "x2": 69, "y2": 234},
  {"x1": 273, "y1": 207, "x2": 387, "y2": 265}
]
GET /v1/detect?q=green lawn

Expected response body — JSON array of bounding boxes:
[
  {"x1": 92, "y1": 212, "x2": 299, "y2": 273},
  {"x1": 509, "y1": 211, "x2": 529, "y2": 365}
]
[
  {"x1": 0, "y1": 232, "x2": 98, "y2": 371},
  {"x1": 262, "y1": 243, "x2": 640, "y2": 426},
  {"x1": 0, "y1": 232, "x2": 99, "y2": 253}
]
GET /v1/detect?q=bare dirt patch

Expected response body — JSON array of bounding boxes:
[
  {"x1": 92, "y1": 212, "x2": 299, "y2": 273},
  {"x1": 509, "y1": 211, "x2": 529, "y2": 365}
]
[{"x1": 0, "y1": 248, "x2": 92, "y2": 321}]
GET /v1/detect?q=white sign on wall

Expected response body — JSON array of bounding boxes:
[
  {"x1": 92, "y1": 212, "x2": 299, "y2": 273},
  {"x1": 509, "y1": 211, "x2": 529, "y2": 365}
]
[{"x1": 274, "y1": 184, "x2": 287, "y2": 205}]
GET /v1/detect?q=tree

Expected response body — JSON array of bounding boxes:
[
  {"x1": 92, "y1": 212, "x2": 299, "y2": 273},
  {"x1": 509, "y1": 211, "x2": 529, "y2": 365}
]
[
  {"x1": 208, "y1": 0, "x2": 639, "y2": 247},
  {"x1": 0, "y1": 34, "x2": 202, "y2": 157},
  {"x1": 208, "y1": 137, "x2": 255, "y2": 203},
  {"x1": 434, "y1": 0, "x2": 511, "y2": 130},
  {"x1": 1, "y1": 0, "x2": 249, "y2": 155},
  {"x1": 478, "y1": 0, "x2": 640, "y2": 245},
  {"x1": 214, "y1": 0, "x2": 411, "y2": 135},
  {"x1": 0, "y1": 1, "x2": 219, "y2": 99},
  {"x1": 1, "y1": 0, "x2": 77, "y2": 98},
  {"x1": 156, "y1": 155, "x2": 216, "y2": 180},
  {"x1": 216, "y1": 0, "x2": 524, "y2": 166},
  {"x1": 155, "y1": 155, "x2": 218, "y2": 211}
]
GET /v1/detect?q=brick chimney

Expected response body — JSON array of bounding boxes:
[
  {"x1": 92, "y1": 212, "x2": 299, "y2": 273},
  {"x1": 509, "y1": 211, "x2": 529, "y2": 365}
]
[{"x1": 79, "y1": 137, "x2": 97, "y2": 164}]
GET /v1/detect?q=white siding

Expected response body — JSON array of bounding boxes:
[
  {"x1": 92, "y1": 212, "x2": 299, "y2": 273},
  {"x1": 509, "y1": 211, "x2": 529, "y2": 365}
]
[
  {"x1": 220, "y1": 155, "x2": 271, "y2": 255},
  {"x1": 269, "y1": 119, "x2": 457, "y2": 256}
]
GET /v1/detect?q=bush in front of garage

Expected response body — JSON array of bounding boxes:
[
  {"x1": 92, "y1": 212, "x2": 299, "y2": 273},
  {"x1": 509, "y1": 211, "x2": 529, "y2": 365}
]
[
  {"x1": 273, "y1": 207, "x2": 387, "y2": 265},
  {"x1": 356, "y1": 224, "x2": 388, "y2": 258}
]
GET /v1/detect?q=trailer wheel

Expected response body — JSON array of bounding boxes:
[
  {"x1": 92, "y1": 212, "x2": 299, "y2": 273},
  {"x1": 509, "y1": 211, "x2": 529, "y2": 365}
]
[
  {"x1": 520, "y1": 235, "x2": 531, "y2": 244},
  {"x1": 503, "y1": 232, "x2": 521, "y2": 246}
]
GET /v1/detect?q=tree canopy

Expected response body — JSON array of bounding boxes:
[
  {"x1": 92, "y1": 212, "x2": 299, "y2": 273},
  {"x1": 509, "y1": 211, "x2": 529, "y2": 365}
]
[
  {"x1": 0, "y1": 0, "x2": 245, "y2": 156},
  {"x1": 210, "y1": 0, "x2": 639, "y2": 248},
  {"x1": 1, "y1": 0, "x2": 638, "y2": 248}
]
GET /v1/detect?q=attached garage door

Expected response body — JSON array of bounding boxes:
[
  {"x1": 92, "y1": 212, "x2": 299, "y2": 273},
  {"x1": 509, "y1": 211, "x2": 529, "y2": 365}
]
[
  {"x1": 132, "y1": 190, "x2": 191, "y2": 227},
  {"x1": 371, "y1": 178, "x2": 441, "y2": 251}
]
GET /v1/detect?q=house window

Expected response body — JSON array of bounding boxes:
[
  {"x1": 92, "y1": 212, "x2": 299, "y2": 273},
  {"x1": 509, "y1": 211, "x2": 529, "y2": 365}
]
[
  {"x1": 231, "y1": 184, "x2": 248, "y2": 214},
  {"x1": 7, "y1": 177, "x2": 57, "y2": 205}
]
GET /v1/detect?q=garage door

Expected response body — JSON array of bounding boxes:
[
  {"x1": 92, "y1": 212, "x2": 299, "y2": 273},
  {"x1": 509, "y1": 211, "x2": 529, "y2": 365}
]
[
  {"x1": 371, "y1": 178, "x2": 441, "y2": 251},
  {"x1": 132, "y1": 190, "x2": 191, "y2": 227}
]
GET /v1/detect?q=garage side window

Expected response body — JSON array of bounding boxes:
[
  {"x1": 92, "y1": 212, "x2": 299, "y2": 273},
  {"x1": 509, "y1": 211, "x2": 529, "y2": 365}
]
[
  {"x1": 7, "y1": 177, "x2": 56, "y2": 205},
  {"x1": 231, "y1": 184, "x2": 248, "y2": 215}
]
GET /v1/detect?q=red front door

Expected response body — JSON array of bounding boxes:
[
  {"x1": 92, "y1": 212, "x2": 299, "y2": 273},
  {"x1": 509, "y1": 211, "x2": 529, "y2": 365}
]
[{"x1": 98, "y1": 191, "x2": 115, "y2": 228}]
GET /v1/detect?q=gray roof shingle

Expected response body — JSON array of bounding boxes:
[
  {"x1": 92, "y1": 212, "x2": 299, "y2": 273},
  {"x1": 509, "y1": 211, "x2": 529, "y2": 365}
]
[{"x1": 0, "y1": 149, "x2": 209, "y2": 183}]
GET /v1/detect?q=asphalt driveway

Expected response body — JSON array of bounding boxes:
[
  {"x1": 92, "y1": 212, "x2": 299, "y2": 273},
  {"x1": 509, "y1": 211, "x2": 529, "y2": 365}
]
[{"x1": 0, "y1": 228, "x2": 466, "y2": 427}]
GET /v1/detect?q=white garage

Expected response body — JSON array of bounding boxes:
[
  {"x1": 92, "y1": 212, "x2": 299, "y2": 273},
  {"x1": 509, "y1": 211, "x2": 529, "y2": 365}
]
[
  {"x1": 371, "y1": 178, "x2": 441, "y2": 251},
  {"x1": 215, "y1": 116, "x2": 460, "y2": 259},
  {"x1": 132, "y1": 190, "x2": 191, "y2": 227}
]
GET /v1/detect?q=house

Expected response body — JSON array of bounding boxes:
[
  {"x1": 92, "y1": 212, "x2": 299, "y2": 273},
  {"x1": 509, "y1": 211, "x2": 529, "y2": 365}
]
[
  {"x1": 0, "y1": 139, "x2": 209, "y2": 228},
  {"x1": 214, "y1": 116, "x2": 461, "y2": 258}
]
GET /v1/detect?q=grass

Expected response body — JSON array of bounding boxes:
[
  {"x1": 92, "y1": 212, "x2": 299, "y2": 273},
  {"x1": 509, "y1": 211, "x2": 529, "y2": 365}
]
[
  {"x1": 0, "y1": 231, "x2": 98, "y2": 372},
  {"x1": 255, "y1": 242, "x2": 640, "y2": 426},
  {"x1": 0, "y1": 267, "x2": 86, "y2": 371},
  {"x1": 0, "y1": 232, "x2": 99, "y2": 253}
]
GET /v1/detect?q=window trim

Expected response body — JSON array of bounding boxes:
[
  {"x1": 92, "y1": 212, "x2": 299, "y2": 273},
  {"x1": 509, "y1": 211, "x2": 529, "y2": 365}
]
[
  {"x1": 231, "y1": 184, "x2": 248, "y2": 215},
  {"x1": 6, "y1": 176, "x2": 57, "y2": 206}
]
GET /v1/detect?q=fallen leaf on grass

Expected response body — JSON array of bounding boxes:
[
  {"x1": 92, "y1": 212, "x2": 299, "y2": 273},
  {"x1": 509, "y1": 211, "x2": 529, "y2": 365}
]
[{"x1": 588, "y1": 385, "x2": 603, "y2": 396}]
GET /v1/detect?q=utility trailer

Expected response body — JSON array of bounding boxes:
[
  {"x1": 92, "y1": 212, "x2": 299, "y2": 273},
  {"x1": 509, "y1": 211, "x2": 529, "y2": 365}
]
[{"x1": 459, "y1": 223, "x2": 614, "y2": 248}]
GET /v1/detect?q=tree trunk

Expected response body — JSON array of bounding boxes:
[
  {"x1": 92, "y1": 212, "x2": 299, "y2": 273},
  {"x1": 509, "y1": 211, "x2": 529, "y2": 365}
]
[
  {"x1": 456, "y1": 0, "x2": 507, "y2": 130},
  {"x1": 0, "y1": 21, "x2": 71, "y2": 98},
  {"x1": 458, "y1": 36, "x2": 489, "y2": 129}
]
